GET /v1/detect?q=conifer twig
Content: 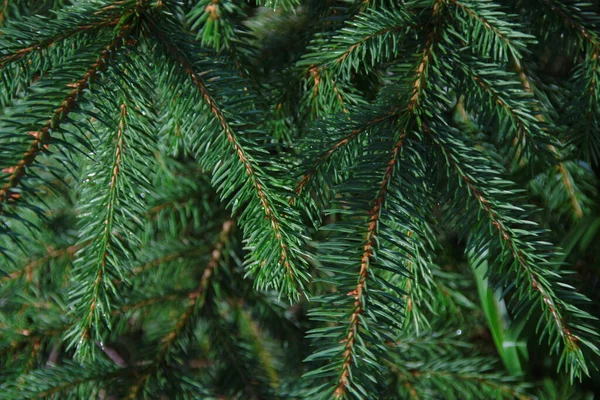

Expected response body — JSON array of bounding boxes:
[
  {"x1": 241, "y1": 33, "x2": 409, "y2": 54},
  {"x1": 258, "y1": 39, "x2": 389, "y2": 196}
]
[
  {"x1": 0, "y1": 4, "x2": 135, "y2": 69},
  {"x1": 334, "y1": 130, "x2": 408, "y2": 398},
  {"x1": 126, "y1": 220, "x2": 234, "y2": 399},
  {"x1": 0, "y1": 28, "x2": 131, "y2": 214},
  {"x1": 294, "y1": 108, "x2": 399, "y2": 198},
  {"x1": 1, "y1": 243, "x2": 83, "y2": 283},
  {"x1": 151, "y1": 23, "x2": 299, "y2": 283},
  {"x1": 513, "y1": 59, "x2": 584, "y2": 218}
]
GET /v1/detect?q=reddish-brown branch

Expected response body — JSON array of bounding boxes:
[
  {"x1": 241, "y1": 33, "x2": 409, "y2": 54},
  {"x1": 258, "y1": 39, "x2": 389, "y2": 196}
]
[
  {"x1": 513, "y1": 59, "x2": 584, "y2": 218},
  {"x1": 310, "y1": 66, "x2": 321, "y2": 99},
  {"x1": 0, "y1": 29, "x2": 130, "y2": 214},
  {"x1": 127, "y1": 220, "x2": 234, "y2": 400},
  {"x1": 410, "y1": 45, "x2": 433, "y2": 111},
  {"x1": 294, "y1": 109, "x2": 399, "y2": 199},
  {"x1": 409, "y1": 1, "x2": 442, "y2": 111},
  {"x1": 307, "y1": 66, "x2": 348, "y2": 113},
  {"x1": 0, "y1": 13, "x2": 129, "y2": 69},
  {"x1": 332, "y1": 7, "x2": 443, "y2": 394},
  {"x1": 336, "y1": 26, "x2": 401, "y2": 65},
  {"x1": 1, "y1": 243, "x2": 82, "y2": 283},
  {"x1": 153, "y1": 28, "x2": 295, "y2": 278},
  {"x1": 334, "y1": 131, "x2": 408, "y2": 398},
  {"x1": 83, "y1": 103, "x2": 128, "y2": 337},
  {"x1": 556, "y1": 163, "x2": 584, "y2": 218},
  {"x1": 428, "y1": 122, "x2": 580, "y2": 352}
]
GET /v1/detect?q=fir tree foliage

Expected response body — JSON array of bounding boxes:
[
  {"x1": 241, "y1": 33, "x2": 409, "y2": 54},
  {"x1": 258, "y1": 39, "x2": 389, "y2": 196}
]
[{"x1": 0, "y1": 0, "x2": 599, "y2": 399}]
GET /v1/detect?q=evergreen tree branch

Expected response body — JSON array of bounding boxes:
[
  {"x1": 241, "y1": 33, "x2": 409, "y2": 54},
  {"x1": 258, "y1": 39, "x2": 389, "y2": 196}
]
[
  {"x1": 301, "y1": 65, "x2": 355, "y2": 118},
  {"x1": 446, "y1": 0, "x2": 530, "y2": 61},
  {"x1": 404, "y1": 364, "x2": 530, "y2": 399},
  {"x1": 427, "y1": 115, "x2": 599, "y2": 380},
  {"x1": 535, "y1": 0, "x2": 600, "y2": 46},
  {"x1": 455, "y1": 59, "x2": 551, "y2": 162},
  {"x1": 513, "y1": 60, "x2": 585, "y2": 219},
  {"x1": 147, "y1": 17, "x2": 309, "y2": 298},
  {"x1": 0, "y1": 361, "x2": 121, "y2": 400},
  {"x1": 65, "y1": 64, "x2": 157, "y2": 359},
  {"x1": 296, "y1": 0, "x2": 444, "y2": 211},
  {"x1": 1, "y1": 1, "x2": 598, "y2": 397},
  {"x1": 333, "y1": 131, "x2": 408, "y2": 398},
  {"x1": 236, "y1": 305, "x2": 281, "y2": 388},
  {"x1": 0, "y1": 0, "x2": 137, "y2": 69},
  {"x1": 385, "y1": 331, "x2": 532, "y2": 399},
  {"x1": 112, "y1": 293, "x2": 182, "y2": 315},
  {"x1": 295, "y1": 108, "x2": 399, "y2": 199},
  {"x1": 128, "y1": 247, "x2": 202, "y2": 281},
  {"x1": 299, "y1": 7, "x2": 414, "y2": 77},
  {"x1": 66, "y1": 103, "x2": 130, "y2": 354},
  {"x1": 0, "y1": 16, "x2": 123, "y2": 68},
  {"x1": 1, "y1": 242, "x2": 81, "y2": 284},
  {"x1": 0, "y1": 27, "x2": 131, "y2": 216},
  {"x1": 125, "y1": 220, "x2": 233, "y2": 399},
  {"x1": 526, "y1": 0, "x2": 600, "y2": 164},
  {"x1": 306, "y1": 5, "x2": 447, "y2": 397}
]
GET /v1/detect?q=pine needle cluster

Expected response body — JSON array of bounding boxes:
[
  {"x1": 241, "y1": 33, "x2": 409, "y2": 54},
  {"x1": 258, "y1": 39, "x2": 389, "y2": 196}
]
[{"x1": 0, "y1": 0, "x2": 599, "y2": 399}]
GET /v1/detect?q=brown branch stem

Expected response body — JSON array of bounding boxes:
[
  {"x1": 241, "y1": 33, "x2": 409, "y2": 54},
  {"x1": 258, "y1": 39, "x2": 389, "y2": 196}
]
[
  {"x1": 126, "y1": 220, "x2": 234, "y2": 399},
  {"x1": 334, "y1": 131, "x2": 408, "y2": 398},
  {"x1": 151, "y1": 24, "x2": 295, "y2": 279},
  {"x1": 0, "y1": 28, "x2": 131, "y2": 214}
]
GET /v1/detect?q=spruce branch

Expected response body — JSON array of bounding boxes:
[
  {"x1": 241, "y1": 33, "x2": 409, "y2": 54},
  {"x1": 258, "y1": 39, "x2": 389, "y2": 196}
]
[
  {"x1": 300, "y1": 7, "x2": 414, "y2": 77},
  {"x1": 527, "y1": 0, "x2": 600, "y2": 164},
  {"x1": 446, "y1": 0, "x2": 531, "y2": 62},
  {"x1": 125, "y1": 220, "x2": 233, "y2": 399},
  {"x1": 112, "y1": 293, "x2": 182, "y2": 316},
  {"x1": 1, "y1": 0, "x2": 599, "y2": 397},
  {"x1": 296, "y1": 0, "x2": 444, "y2": 212},
  {"x1": 305, "y1": 4, "x2": 447, "y2": 397},
  {"x1": 513, "y1": 60, "x2": 586, "y2": 219},
  {"x1": 147, "y1": 17, "x2": 309, "y2": 299},
  {"x1": 534, "y1": 0, "x2": 600, "y2": 46},
  {"x1": 384, "y1": 331, "x2": 533, "y2": 399},
  {"x1": 333, "y1": 131, "x2": 408, "y2": 399},
  {"x1": 126, "y1": 247, "x2": 202, "y2": 282},
  {"x1": 302, "y1": 66, "x2": 352, "y2": 117},
  {"x1": 235, "y1": 303, "x2": 281, "y2": 389},
  {"x1": 0, "y1": 0, "x2": 138, "y2": 69},
  {"x1": 1, "y1": 242, "x2": 81, "y2": 284},
  {"x1": 65, "y1": 68, "x2": 157, "y2": 359},
  {"x1": 66, "y1": 103, "x2": 130, "y2": 356},
  {"x1": 427, "y1": 115, "x2": 599, "y2": 380},
  {"x1": 0, "y1": 361, "x2": 122, "y2": 400},
  {"x1": 295, "y1": 107, "x2": 399, "y2": 200},
  {"x1": 454, "y1": 59, "x2": 552, "y2": 162},
  {"x1": 0, "y1": 27, "x2": 131, "y2": 217}
]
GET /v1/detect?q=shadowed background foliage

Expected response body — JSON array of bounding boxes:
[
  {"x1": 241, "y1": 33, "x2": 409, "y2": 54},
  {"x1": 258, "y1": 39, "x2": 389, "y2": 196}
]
[{"x1": 0, "y1": 0, "x2": 599, "y2": 399}]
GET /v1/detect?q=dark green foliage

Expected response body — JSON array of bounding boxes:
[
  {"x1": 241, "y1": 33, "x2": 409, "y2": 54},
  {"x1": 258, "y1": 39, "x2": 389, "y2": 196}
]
[{"x1": 0, "y1": 0, "x2": 599, "y2": 399}]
